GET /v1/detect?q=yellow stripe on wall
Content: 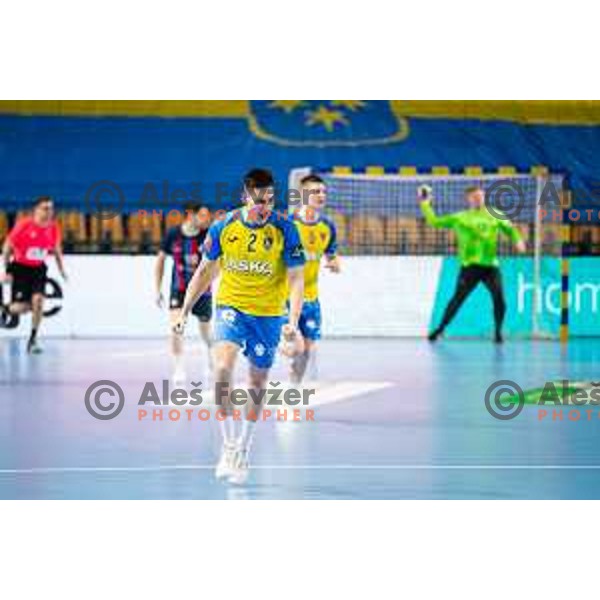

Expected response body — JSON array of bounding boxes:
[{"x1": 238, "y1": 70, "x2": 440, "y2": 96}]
[
  {"x1": 332, "y1": 166, "x2": 353, "y2": 175},
  {"x1": 365, "y1": 166, "x2": 385, "y2": 175},
  {"x1": 390, "y1": 101, "x2": 600, "y2": 125},
  {"x1": 1, "y1": 100, "x2": 600, "y2": 125},
  {"x1": 0, "y1": 100, "x2": 249, "y2": 118}
]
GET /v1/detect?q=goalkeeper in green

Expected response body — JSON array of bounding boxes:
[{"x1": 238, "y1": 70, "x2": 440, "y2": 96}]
[{"x1": 419, "y1": 184, "x2": 526, "y2": 343}]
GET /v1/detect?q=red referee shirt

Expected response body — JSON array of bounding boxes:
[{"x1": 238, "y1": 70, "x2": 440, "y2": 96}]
[{"x1": 7, "y1": 217, "x2": 61, "y2": 267}]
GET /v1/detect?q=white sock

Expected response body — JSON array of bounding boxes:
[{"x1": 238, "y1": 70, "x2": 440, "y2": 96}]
[
  {"x1": 219, "y1": 416, "x2": 237, "y2": 445},
  {"x1": 239, "y1": 418, "x2": 257, "y2": 451},
  {"x1": 173, "y1": 354, "x2": 184, "y2": 372}
]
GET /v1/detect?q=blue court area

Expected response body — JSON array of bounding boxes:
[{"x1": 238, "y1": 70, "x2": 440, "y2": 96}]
[{"x1": 1, "y1": 337, "x2": 600, "y2": 499}]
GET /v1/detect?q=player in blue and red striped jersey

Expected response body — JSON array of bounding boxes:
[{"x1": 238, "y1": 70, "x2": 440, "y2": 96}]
[{"x1": 155, "y1": 203, "x2": 213, "y2": 383}]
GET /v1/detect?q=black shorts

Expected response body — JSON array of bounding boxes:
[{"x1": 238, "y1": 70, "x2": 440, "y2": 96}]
[
  {"x1": 8, "y1": 262, "x2": 47, "y2": 304},
  {"x1": 169, "y1": 290, "x2": 212, "y2": 322}
]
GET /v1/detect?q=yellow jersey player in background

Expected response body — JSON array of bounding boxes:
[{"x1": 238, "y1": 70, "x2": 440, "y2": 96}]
[
  {"x1": 288, "y1": 174, "x2": 340, "y2": 384},
  {"x1": 174, "y1": 168, "x2": 305, "y2": 485}
]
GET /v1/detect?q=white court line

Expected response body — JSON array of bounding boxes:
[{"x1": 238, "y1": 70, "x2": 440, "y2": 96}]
[{"x1": 2, "y1": 465, "x2": 600, "y2": 475}]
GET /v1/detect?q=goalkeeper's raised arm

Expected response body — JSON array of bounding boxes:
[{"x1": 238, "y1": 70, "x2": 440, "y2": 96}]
[
  {"x1": 418, "y1": 184, "x2": 524, "y2": 344},
  {"x1": 418, "y1": 184, "x2": 459, "y2": 228}
]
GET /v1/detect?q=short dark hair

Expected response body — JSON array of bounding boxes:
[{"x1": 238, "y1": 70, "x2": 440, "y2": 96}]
[
  {"x1": 244, "y1": 168, "x2": 274, "y2": 190},
  {"x1": 33, "y1": 195, "x2": 53, "y2": 208},
  {"x1": 184, "y1": 202, "x2": 201, "y2": 214},
  {"x1": 300, "y1": 174, "x2": 325, "y2": 186},
  {"x1": 465, "y1": 186, "x2": 482, "y2": 196}
]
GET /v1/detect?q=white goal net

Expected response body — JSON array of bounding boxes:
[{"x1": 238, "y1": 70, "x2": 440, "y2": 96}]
[{"x1": 289, "y1": 167, "x2": 565, "y2": 339}]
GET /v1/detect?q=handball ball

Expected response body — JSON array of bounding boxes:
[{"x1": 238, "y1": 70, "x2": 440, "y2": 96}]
[{"x1": 417, "y1": 184, "x2": 432, "y2": 201}]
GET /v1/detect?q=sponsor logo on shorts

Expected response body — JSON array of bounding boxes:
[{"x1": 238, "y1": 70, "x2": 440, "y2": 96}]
[
  {"x1": 291, "y1": 244, "x2": 304, "y2": 259},
  {"x1": 221, "y1": 308, "x2": 237, "y2": 324}
]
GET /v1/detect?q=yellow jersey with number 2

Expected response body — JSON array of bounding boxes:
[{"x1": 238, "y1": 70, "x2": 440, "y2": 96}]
[{"x1": 203, "y1": 208, "x2": 305, "y2": 316}]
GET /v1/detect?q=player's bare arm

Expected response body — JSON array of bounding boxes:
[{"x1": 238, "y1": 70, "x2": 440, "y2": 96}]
[
  {"x1": 53, "y1": 242, "x2": 68, "y2": 281},
  {"x1": 1, "y1": 239, "x2": 12, "y2": 282},
  {"x1": 173, "y1": 257, "x2": 218, "y2": 333},
  {"x1": 154, "y1": 250, "x2": 167, "y2": 307},
  {"x1": 284, "y1": 265, "x2": 304, "y2": 341}
]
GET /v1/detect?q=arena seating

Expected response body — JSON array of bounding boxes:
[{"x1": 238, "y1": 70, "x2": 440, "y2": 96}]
[
  {"x1": 385, "y1": 216, "x2": 420, "y2": 254},
  {"x1": 0, "y1": 211, "x2": 8, "y2": 244},
  {"x1": 0, "y1": 208, "x2": 598, "y2": 255},
  {"x1": 127, "y1": 212, "x2": 162, "y2": 253},
  {"x1": 348, "y1": 214, "x2": 386, "y2": 254},
  {"x1": 56, "y1": 211, "x2": 87, "y2": 252},
  {"x1": 89, "y1": 214, "x2": 125, "y2": 253}
]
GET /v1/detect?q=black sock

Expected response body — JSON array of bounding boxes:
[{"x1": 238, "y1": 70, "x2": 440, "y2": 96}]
[{"x1": 29, "y1": 327, "x2": 38, "y2": 344}]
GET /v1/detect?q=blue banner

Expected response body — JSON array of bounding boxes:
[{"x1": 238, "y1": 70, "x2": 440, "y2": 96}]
[{"x1": 1, "y1": 101, "x2": 600, "y2": 211}]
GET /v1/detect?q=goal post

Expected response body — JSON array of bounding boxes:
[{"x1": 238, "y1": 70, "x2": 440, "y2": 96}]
[{"x1": 288, "y1": 166, "x2": 565, "y2": 340}]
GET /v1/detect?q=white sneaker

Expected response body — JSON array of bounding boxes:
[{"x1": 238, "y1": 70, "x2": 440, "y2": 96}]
[
  {"x1": 227, "y1": 446, "x2": 250, "y2": 486},
  {"x1": 215, "y1": 442, "x2": 237, "y2": 481}
]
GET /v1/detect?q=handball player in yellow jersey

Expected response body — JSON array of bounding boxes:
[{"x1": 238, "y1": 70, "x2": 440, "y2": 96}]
[
  {"x1": 289, "y1": 174, "x2": 340, "y2": 383},
  {"x1": 173, "y1": 169, "x2": 305, "y2": 485}
]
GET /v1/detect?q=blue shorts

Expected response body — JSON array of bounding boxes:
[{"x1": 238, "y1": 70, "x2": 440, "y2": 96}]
[
  {"x1": 299, "y1": 299, "x2": 322, "y2": 341},
  {"x1": 214, "y1": 305, "x2": 284, "y2": 370}
]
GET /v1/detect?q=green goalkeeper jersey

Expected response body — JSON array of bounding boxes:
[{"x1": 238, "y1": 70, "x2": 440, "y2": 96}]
[{"x1": 420, "y1": 200, "x2": 522, "y2": 267}]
